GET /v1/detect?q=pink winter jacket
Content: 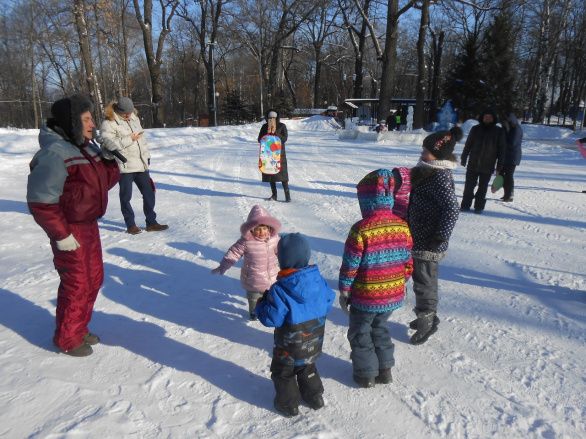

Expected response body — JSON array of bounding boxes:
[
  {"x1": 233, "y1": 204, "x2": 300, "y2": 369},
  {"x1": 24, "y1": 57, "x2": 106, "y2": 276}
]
[{"x1": 217, "y1": 205, "x2": 281, "y2": 292}]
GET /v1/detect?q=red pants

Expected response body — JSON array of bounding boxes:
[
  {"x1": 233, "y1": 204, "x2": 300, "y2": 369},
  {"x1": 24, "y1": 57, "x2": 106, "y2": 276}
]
[{"x1": 51, "y1": 221, "x2": 103, "y2": 351}]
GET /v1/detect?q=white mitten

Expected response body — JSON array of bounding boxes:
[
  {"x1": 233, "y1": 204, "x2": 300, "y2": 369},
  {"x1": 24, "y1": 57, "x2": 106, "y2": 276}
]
[{"x1": 56, "y1": 234, "x2": 81, "y2": 251}]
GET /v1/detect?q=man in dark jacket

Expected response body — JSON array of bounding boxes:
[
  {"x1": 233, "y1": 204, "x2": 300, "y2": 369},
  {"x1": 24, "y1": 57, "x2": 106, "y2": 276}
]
[
  {"x1": 460, "y1": 110, "x2": 506, "y2": 213},
  {"x1": 500, "y1": 113, "x2": 523, "y2": 202},
  {"x1": 258, "y1": 109, "x2": 290, "y2": 201}
]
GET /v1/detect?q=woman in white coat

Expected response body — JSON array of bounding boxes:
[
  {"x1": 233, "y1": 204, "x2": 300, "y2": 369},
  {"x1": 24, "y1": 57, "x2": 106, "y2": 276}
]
[{"x1": 100, "y1": 97, "x2": 168, "y2": 234}]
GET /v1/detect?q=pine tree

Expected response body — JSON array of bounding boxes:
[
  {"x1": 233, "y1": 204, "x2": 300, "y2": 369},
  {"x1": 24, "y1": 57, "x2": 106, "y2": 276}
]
[
  {"x1": 443, "y1": 34, "x2": 488, "y2": 121},
  {"x1": 481, "y1": 11, "x2": 517, "y2": 119},
  {"x1": 271, "y1": 90, "x2": 294, "y2": 119},
  {"x1": 222, "y1": 90, "x2": 254, "y2": 125}
]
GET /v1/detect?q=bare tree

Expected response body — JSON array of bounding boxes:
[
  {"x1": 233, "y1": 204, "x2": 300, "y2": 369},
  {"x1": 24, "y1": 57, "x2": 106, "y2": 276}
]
[
  {"x1": 73, "y1": 0, "x2": 103, "y2": 119},
  {"x1": 413, "y1": 0, "x2": 430, "y2": 129},
  {"x1": 299, "y1": 1, "x2": 341, "y2": 107},
  {"x1": 177, "y1": 0, "x2": 228, "y2": 126},
  {"x1": 133, "y1": 0, "x2": 180, "y2": 127},
  {"x1": 338, "y1": 0, "x2": 373, "y2": 99},
  {"x1": 378, "y1": 0, "x2": 415, "y2": 119}
]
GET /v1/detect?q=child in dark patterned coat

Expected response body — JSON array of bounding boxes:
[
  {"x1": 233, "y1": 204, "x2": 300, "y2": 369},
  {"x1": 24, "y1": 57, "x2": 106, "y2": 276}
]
[
  {"x1": 256, "y1": 233, "x2": 335, "y2": 417},
  {"x1": 408, "y1": 127, "x2": 462, "y2": 345}
]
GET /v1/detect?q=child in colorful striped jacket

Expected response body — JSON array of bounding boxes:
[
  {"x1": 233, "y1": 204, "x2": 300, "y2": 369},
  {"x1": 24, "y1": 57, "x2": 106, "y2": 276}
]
[{"x1": 339, "y1": 169, "x2": 413, "y2": 388}]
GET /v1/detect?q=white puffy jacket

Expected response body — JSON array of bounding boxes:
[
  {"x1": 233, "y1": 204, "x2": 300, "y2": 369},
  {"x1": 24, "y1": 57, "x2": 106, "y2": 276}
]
[{"x1": 100, "y1": 110, "x2": 150, "y2": 174}]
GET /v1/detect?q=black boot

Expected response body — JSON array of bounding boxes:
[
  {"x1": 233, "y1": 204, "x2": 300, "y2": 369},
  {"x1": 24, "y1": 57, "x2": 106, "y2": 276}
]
[
  {"x1": 375, "y1": 368, "x2": 393, "y2": 384},
  {"x1": 274, "y1": 402, "x2": 299, "y2": 417},
  {"x1": 353, "y1": 375, "x2": 375, "y2": 388},
  {"x1": 303, "y1": 394, "x2": 324, "y2": 410},
  {"x1": 410, "y1": 311, "x2": 438, "y2": 345},
  {"x1": 409, "y1": 315, "x2": 440, "y2": 330},
  {"x1": 267, "y1": 183, "x2": 277, "y2": 201}
]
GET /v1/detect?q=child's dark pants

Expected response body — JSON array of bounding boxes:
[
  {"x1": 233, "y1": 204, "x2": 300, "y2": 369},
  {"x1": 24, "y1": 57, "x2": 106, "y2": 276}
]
[
  {"x1": 412, "y1": 258, "x2": 439, "y2": 312},
  {"x1": 348, "y1": 309, "x2": 394, "y2": 378},
  {"x1": 270, "y1": 359, "x2": 323, "y2": 409}
]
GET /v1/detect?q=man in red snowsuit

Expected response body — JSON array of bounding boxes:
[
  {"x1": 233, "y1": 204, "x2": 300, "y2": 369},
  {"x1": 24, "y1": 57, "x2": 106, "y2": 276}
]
[{"x1": 27, "y1": 94, "x2": 120, "y2": 357}]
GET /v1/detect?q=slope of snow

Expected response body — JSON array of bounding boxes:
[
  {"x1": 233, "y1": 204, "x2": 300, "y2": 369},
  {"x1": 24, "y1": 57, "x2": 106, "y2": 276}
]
[{"x1": 0, "y1": 121, "x2": 584, "y2": 438}]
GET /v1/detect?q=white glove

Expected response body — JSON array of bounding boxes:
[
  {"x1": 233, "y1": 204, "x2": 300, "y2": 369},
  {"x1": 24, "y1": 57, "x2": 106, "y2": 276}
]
[{"x1": 56, "y1": 234, "x2": 81, "y2": 251}]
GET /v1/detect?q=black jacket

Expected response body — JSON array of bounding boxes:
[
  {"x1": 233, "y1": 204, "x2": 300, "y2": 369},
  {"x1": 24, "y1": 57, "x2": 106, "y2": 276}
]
[
  {"x1": 258, "y1": 117, "x2": 288, "y2": 182},
  {"x1": 504, "y1": 126, "x2": 523, "y2": 166},
  {"x1": 408, "y1": 165, "x2": 459, "y2": 261},
  {"x1": 461, "y1": 118, "x2": 506, "y2": 174}
]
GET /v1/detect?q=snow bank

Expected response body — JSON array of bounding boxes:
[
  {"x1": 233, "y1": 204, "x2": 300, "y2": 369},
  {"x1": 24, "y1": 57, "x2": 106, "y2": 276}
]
[{"x1": 286, "y1": 115, "x2": 341, "y2": 131}]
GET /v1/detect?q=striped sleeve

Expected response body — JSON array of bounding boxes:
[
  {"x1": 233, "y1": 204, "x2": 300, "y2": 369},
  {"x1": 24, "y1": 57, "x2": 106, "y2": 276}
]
[{"x1": 338, "y1": 225, "x2": 364, "y2": 296}]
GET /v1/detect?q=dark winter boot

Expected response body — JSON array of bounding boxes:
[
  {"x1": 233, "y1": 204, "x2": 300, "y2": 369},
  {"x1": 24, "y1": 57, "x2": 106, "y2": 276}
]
[
  {"x1": 58, "y1": 342, "x2": 93, "y2": 357},
  {"x1": 410, "y1": 311, "x2": 438, "y2": 345},
  {"x1": 268, "y1": 183, "x2": 278, "y2": 201},
  {"x1": 303, "y1": 394, "x2": 325, "y2": 410},
  {"x1": 353, "y1": 375, "x2": 375, "y2": 388},
  {"x1": 284, "y1": 189, "x2": 291, "y2": 203},
  {"x1": 409, "y1": 315, "x2": 440, "y2": 330},
  {"x1": 83, "y1": 333, "x2": 100, "y2": 345},
  {"x1": 274, "y1": 402, "x2": 299, "y2": 417},
  {"x1": 375, "y1": 368, "x2": 393, "y2": 384}
]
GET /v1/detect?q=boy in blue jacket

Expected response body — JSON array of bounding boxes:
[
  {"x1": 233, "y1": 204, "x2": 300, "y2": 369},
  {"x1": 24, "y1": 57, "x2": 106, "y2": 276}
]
[{"x1": 256, "y1": 233, "x2": 335, "y2": 417}]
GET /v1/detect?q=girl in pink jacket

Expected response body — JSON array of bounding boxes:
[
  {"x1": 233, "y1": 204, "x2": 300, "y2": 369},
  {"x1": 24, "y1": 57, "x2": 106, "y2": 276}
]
[{"x1": 211, "y1": 205, "x2": 281, "y2": 320}]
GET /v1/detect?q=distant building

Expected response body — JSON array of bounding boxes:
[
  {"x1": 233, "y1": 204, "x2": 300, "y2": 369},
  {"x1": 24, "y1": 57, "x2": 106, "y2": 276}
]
[{"x1": 344, "y1": 98, "x2": 433, "y2": 125}]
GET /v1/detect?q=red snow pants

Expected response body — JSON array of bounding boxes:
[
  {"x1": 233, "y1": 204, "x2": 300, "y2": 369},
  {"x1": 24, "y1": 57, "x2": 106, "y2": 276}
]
[{"x1": 51, "y1": 221, "x2": 104, "y2": 351}]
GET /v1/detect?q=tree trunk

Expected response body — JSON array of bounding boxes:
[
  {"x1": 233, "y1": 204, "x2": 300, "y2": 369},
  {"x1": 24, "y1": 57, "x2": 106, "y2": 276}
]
[
  {"x1": 413, "y1": 0, "x2": 429, "y2": 129},
  {"x1": 430, "y1": 30, "x2": 444, "y2": 123},
  {"x1": 133, "y1": 0, "x2": 178, "y2": 127},
  {"x1": 378, "y1": 0, "x2": 400, "y2": 119},
  {"x1": 73, "y1": 0, "x2": 103, "y2": 121},
  {"x1": 121, "y1": 0, "x2": 130, "y2": 95},
  {"x1": 313, "y1": 47, "x2": 323, "y2": 108}
]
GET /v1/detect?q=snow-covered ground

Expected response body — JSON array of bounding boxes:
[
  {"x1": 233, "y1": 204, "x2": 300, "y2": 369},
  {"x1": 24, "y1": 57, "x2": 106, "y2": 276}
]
[{"x1": 0, "y1": 118, "x2": 584, "y2": 438}]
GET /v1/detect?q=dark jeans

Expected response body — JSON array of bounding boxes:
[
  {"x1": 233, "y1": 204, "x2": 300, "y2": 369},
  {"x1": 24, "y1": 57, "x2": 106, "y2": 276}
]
[
  {"x1": 270, "y1": 360, "x2": 323, "y2": 409},
  {"x1": 501, "y1": 165, "x2": 516, "y2": 199},
  {"x1": 412, "y1": 258, "x2": 439, "y2": 313},
  {"x1": 347, "y1": 309, "x2": 394, "y2": 378},
  {"x1": 270, "y1": 181, "x2": 290, "y2": 201},
  {"x1": 461, "y1": 169, "x2": 492, "y2": 211},
  {"x1": 119, "y1": 171, "x2": 157, "y2": 228}
]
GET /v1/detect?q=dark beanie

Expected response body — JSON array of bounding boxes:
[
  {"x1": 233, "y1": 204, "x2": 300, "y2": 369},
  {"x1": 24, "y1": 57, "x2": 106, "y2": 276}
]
[
  {"x1": 277, "y1": 233, "x2": 311, "y2": 269},
  {"x1": 49, "y1": 94, "x2": 93, "y2": 146},
  {"x1": 422, "y1": 126, "x2": 463, "y2": 160}
]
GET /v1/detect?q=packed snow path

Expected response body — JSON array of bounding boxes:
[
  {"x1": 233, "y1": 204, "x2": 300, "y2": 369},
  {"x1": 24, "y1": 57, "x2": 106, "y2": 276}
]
[{"x1": 0, "y1": 120, "x2": 584, "y2": 438}]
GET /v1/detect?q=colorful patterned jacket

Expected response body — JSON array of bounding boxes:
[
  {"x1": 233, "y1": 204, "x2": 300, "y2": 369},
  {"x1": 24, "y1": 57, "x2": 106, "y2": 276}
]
[{"x1": 339, "y1": 169, "x2": 413, "y2": 313}]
